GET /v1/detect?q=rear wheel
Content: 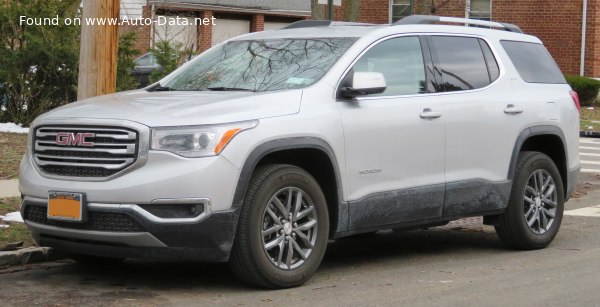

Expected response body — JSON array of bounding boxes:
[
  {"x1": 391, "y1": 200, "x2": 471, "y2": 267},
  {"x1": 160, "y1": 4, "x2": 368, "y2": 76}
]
[
  {"x1": 495, "y1": 151, "x2": 564, "y2": 249},
  {"x1": 229, "y1": 164, "x2": 329, "y2": 288}
]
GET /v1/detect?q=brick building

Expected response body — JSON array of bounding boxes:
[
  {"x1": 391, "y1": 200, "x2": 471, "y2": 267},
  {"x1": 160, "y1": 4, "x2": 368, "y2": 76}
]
[
  {"x1": 121, "y1": 0, "x2": 309, "y2": 55},
  {"x1": 329, "y1": 0, "x2": 599, "y2": 78},
  {"x1": 123, "y1": 0, "x2": 599, "y2": 78}
]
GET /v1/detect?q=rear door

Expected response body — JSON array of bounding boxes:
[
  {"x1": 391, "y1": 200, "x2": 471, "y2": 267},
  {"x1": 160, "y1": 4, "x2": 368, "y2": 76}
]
[
  {"x1": 338, "y1": 36, "x2": 446, "y2": 229},
  {"x1": 428, "y1": 35, "x2": 530, "y2": 216}
]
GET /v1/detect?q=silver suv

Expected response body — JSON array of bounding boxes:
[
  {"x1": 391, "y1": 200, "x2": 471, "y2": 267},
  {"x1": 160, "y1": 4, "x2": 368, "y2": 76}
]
[{"x1": 20, "y1": 16, "x2": 580, "y2": 288}]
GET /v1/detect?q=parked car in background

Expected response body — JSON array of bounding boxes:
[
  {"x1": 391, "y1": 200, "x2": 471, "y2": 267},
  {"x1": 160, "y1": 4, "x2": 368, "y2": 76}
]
[{"x1": 130, "y1": 53, "x2": 162, "y2": 87}]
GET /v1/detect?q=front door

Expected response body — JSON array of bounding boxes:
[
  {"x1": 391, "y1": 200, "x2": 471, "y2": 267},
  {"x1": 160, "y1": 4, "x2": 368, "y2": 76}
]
[{"x1": 338, "y1": 36, "x2": 446, "y2": 230}]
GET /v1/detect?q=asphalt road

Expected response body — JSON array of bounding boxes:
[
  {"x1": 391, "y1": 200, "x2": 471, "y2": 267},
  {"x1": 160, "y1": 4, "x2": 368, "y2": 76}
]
[{"x1": 1, "y1": 146, "x2": 600, "y2": 306}]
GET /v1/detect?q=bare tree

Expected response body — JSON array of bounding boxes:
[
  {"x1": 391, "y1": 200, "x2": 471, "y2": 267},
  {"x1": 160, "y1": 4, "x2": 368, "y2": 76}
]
[
  {"x1": 415, "y1": 0, "x2": 455, "y2": 15},
  {"x1": 311, "y1": 0, "x2": 324, "y2": 20},
  {"x1": 343, "y1": 0, "x2": 360, "y2": 21}
]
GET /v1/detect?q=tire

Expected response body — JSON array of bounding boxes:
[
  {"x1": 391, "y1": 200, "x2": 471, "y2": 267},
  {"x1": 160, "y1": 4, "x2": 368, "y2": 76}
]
[
  {"x1": 69, "y1": 253, "x2": 125, "y2": 265},
  {"x1": 229, "y1": 164, "x2": 329, "y2": 288},
  {"x1": 495, "y1": 151, "x2": 564, "y2": 249}
]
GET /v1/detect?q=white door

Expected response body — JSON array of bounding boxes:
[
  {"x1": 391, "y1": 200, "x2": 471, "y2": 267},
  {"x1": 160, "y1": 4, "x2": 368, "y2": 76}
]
[
  {"x1": 427, "y1": 35, "x2": 528, "y2": 216},
  {"x1": 338, "y1": 36, "x2": 446, "y2": 229}
]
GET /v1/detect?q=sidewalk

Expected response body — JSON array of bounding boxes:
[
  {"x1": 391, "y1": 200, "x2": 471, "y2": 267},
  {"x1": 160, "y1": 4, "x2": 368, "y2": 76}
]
[{"x1": 0, "y1": 180, "x2": 20, "y2": 198}]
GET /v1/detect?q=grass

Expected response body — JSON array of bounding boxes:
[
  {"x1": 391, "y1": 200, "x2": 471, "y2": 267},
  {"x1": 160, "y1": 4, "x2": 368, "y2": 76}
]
[
  {"x1": 0, "y1": 132, "x2": 28, "y2": 179},
  {"x1": 580, "y1": 106, "x2": 600, "y2": 121},
  {"x1": 580, "y1": 107, "x2": 600, "y2": 132},
  {"x1": 0, "y1": 197, "x2": 35, "y2": 248}
]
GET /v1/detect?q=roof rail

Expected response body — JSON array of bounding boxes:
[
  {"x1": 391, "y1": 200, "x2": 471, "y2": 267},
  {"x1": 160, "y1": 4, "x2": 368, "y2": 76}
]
[
  {"x1": 394, "y1": 15, "x2": 523, "y2": 33},
  {"x1": 283, "y1": 20, "x2": 375, "y2": 30}
]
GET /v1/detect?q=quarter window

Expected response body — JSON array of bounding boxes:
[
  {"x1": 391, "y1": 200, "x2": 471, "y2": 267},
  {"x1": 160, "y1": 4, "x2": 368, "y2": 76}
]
[
  {"x1": 351, "y1": 36, "x2": 426, "y2": 96},
  {"x1": 500, "y1": 40, "x2": 566, "y2": 84},
  {"x1": 430, "y1": 36, "x2": 492, "y2": 91}
]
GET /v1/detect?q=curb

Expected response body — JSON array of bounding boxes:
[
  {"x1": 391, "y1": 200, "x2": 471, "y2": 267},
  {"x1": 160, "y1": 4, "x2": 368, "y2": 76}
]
[
  {"x1": 580, "y1": 131, "x2": 600, "y2": 138},
  {"x1": 0, "y1": 247, "x2": 63, "y2": 267}
]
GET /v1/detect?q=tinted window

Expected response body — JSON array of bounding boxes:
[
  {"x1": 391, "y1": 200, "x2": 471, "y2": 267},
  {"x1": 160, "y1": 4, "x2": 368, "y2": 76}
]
[
  {"x1": 500, "y1": 40, "x2": 566, "y2": 84},
  {"x1": 431, "y1": 36, "x2": 491, "y2": 91},
  {"x1": 352, "y1": 36, "x2": 426, "y2": 96},
  {"x1": 479, "y1": 40, "x2": 500, "y2": 82}
]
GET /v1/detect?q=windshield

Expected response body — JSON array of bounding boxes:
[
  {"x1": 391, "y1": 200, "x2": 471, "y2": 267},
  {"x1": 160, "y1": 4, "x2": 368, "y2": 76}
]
[{"x1": 159, "y1": 38, "x2": 357, "y2": 92}]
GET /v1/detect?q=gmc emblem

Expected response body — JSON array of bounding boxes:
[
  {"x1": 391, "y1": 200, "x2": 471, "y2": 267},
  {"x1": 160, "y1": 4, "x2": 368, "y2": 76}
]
[{"x1": 55, "y1": 132, "x2": 95, "y2": 146}]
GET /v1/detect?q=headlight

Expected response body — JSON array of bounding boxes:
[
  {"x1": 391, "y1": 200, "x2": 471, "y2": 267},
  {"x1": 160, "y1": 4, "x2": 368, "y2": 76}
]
[{"x1": 151, "y1": 120, "x2": 258, "y2": 157}]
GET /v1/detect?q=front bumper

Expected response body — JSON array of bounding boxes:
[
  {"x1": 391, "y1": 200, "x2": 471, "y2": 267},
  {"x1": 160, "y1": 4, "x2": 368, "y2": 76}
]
[
  {"x1": 19, "y1": 151, "x2": 243, "y2": 262},
  {"x1": 21, "y1": 197, "x2": 238, "y2": 262}
]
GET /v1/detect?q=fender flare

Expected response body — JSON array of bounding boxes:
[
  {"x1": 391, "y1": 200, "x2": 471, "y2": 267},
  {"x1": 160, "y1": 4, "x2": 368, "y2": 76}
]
[
  {"x1": 507, "y1": 125, "x2": 568, "y2": 184},
  {"x1": 231, "y1": 137, "x2": 345, "y2": 230}
]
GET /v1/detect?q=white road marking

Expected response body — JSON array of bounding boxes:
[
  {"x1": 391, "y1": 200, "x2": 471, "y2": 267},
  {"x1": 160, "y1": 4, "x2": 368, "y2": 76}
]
[
  {"x1": 581, "y1": 160, "x2": 600, "y2": 165},
  {"x1": 581, "y1": 152, "x2": 600, "y2": 157},
  {"x1": 579, "y1": 139, "x2": 600, "y2": 144},
  {"x1": 581, "y1": 168, "x2": 600, "y2": 173},
  {"x1": 564, "y1": 205, "x2": 600, "y2": 217},
  {"x1": 580, "y1": 146, "x2": 600, "y2": 151}
]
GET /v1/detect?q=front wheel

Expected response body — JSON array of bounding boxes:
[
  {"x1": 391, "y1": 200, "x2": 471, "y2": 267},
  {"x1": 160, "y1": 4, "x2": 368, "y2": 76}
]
[
  {"x1": 495, "y1": 151, "x2": 564, "y2": 249},
  {"x1": 229, "y1": 164, "x2": 329, "y2": 288}
]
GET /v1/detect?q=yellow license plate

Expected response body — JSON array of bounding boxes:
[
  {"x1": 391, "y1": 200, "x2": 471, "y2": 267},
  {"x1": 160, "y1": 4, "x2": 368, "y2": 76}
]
[{"x1": 48, "y1": 192, "x2": 84, "y2": 222}]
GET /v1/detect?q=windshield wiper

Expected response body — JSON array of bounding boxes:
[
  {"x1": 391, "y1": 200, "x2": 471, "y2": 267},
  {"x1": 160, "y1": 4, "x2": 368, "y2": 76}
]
[
  {"x1": 206, "y1": 87, "x2": 255, "y2": 92},
  {"x1": 147, "y1": 84, "x2": 174, "y2": 92}
]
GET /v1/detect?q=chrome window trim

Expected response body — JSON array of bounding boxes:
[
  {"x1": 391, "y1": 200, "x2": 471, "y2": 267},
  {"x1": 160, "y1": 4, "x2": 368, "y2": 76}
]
[{"x1": 29, "y1": 118, "x2": 150, "y2": 182}]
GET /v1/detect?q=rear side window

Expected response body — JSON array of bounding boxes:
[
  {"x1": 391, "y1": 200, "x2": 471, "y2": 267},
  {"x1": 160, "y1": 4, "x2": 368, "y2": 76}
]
[
  {"x1": 500, "y1": 40, "x2": 566, "y2": 84},
  {"x1": 430, "y1": 36, "x2": 493, "y2": 92}
]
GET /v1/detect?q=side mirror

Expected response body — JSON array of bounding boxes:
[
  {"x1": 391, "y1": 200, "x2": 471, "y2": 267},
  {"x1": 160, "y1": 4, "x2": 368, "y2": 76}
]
[{"x1": 341, "y1": 72, "x2": 387, "y2": 98}]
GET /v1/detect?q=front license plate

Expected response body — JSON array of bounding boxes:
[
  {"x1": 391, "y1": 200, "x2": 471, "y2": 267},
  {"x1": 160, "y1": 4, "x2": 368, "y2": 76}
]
[{"x1": 48, "y1": 191, "x2": 84, "y2": 222}]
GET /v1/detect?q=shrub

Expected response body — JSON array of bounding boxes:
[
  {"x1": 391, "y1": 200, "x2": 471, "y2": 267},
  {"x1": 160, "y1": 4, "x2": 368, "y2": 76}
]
[
  {"x1": 0, "y1": 0, "x2": 80, "y2": 126},
  {"x1": 116, "y1": 31, "x2": 140, "y2": 91},
  {"x1": 566, "y1": 75, "x2": 600, "y2": 107}
]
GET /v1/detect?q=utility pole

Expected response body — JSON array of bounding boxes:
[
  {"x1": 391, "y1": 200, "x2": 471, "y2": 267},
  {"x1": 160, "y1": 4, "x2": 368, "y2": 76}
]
[
  {"x1": 77, "y1": 0, "x2": 120, "y2": 100},
  {"x1": 328, "y1": 0, "x2": 333, "y2": 20}
]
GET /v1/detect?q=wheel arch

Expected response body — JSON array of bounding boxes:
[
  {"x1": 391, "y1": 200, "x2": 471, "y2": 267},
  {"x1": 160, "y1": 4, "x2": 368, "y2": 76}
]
[
  {"x1": 232, "y1": 137, "x2": 345, "y2": 238},
  {"x1": 508, "y1": 125, "x2": 569, "y2": 198}
]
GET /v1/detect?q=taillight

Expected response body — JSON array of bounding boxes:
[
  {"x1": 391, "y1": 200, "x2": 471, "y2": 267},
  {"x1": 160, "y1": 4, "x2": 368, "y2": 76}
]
[{"x1": 569, "y1": 90, "x2": 581, "y2": 113}]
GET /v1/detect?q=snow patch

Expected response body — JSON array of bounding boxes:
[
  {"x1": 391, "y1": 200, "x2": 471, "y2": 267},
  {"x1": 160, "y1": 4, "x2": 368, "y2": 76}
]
[
  {"x1": 0, "y1": 212, "x2": 24, "y2": 223},
  {"x1": 0, "y1": 225, "x2": 9, "y2": 229},
  {"x1": 0, "y1": 123, "x2": 29, "y2": 134}
]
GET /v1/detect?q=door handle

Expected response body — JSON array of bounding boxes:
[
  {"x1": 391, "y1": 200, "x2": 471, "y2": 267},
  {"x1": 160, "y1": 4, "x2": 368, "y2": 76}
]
[
  {"x1": 504, "y1": 104, "x2": 523, "y2": 115},
  {"x1": 420, "y1": 108, "x2": 442, "y2": 119}
]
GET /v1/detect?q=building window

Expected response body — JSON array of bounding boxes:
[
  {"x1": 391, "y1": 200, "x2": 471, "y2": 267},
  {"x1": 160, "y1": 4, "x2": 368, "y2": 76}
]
[
  {"x1": 468, "y1": 0, "x2": 491, "y2": 20},
  {"x1": 390, "y1": 0, "x2": 413, "y2": 23}
]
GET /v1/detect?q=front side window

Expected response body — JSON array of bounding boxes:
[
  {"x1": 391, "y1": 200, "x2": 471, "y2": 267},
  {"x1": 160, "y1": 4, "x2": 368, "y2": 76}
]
[
  {"x1": 351, "y1": 36, "x2": 426, "y2": 96},
  {"x1": 468, "y1": 0, "x2": 492, "y2": 21},
  {"x1": 161, "y1": 38, "x2": 356, "y2": 92},
  {"x1": 390, "y1": 0, "x2": 413, "y2": 23},
  {"x1": 430, "y1": 36, "x2": 492, "y2": 91}
]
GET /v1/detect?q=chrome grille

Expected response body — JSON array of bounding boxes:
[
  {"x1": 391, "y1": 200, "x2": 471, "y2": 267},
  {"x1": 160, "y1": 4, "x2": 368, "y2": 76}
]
[{"x1": 33, "y1": 126, "x2": 139, "y2": 178}]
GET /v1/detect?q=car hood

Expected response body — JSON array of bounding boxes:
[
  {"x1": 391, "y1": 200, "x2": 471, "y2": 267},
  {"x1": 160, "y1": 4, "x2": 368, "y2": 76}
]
[{"x1": 38, "y1": 89, "x2": 302, "y2": 127}]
